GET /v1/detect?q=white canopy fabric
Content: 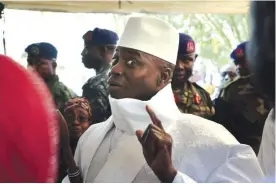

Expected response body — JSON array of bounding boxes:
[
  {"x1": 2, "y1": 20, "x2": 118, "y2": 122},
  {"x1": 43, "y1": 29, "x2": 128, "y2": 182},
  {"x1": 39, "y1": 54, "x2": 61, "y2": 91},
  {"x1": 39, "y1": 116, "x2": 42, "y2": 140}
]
[{"x1": 2, "y1": 1, "x2": 249, "y2": 14}]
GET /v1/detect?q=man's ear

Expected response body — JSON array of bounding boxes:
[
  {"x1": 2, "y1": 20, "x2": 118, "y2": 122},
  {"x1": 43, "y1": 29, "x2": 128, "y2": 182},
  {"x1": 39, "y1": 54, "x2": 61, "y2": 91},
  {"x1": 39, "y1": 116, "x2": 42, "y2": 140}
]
[
  {"x1": 161, "y1": 67, "x2": 172, "y2": 84},
  {"x1": 103, "y1": 46, "x2": 108, "y2": 53},
  {"x1": 52, "y1": 61, "x2": 57, "y2": 69}
]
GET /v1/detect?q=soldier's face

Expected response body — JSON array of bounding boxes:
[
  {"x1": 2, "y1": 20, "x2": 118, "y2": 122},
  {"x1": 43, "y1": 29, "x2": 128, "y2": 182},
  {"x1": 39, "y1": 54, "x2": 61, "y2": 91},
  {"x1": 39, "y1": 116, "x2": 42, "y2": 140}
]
[
  {"x1": 173, "y1": 54, "x2": 197, "y2": 84},
  {"x1": 107, "y1": 47, "x2": 170, "y2": 100},
  {"x1": 81, "y1": 45, "x2": 103, "y2": 69},
  {"x1": 28, "y1": 57, "x2": 55, "y2": 79},
  {"x1": 236, "y1": 62, "x2": 251, "y2": 76},
  {"x1": 64, "y1": 107, "x2": 90, "y2": 140}
]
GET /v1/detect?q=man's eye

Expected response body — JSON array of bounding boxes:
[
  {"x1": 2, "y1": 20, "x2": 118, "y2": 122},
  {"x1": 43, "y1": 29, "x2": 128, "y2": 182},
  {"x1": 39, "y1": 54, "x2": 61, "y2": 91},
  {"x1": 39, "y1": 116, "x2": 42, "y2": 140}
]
[
  {"x1": 111, "y1": 58, "x2": 119, "y2": 67},
  {"x1": 126, "y1": 60, "x2": 137, "y2": 66}
]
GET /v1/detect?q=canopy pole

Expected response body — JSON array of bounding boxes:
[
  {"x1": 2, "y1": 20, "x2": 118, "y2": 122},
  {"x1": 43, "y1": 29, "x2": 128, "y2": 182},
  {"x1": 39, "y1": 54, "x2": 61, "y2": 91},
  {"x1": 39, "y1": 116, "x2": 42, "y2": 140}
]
[
  {"x1": 2, "y1": 13, "x2": 6, "y2": 55},
  {"x1": 0, "y1": 2, "x2": 6, "y2": 55}
]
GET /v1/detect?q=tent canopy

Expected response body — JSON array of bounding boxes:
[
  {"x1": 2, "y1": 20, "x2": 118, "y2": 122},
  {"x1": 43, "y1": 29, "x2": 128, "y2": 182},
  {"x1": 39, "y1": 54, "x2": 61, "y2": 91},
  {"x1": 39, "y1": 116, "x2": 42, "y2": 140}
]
[{"x1": 2, "y1": 1, "x2": 249, "y2": 14}]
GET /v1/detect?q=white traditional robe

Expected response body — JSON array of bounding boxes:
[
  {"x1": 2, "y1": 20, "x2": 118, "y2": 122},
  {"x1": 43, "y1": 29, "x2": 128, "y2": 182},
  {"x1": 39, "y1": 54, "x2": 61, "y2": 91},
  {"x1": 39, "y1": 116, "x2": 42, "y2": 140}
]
[
  {"x1": 258, "y1": 109, "x2": 275, "y2": 176},
  {"x1": 63, "y1": 84, "x2": 264, "y2": 183}
]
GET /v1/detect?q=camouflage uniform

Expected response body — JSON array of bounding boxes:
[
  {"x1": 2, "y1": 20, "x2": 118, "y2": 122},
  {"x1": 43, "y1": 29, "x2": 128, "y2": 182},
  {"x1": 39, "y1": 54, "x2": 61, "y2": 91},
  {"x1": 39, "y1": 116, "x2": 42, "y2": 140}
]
[
  {"x1": 81, "y1": 28, "x2": 118, "y2": 124},
  {"x1": 173, "y1": 81, "x2": 215, "y2": 120},
  {"x1": 82, "y1": 65, "x2": 111, "y2": 124},
  {"x1": 46, "y1": 75, "x2": 77, "y2": 110},
  {"x1": 24, "y1": 42, "x2": 76, "y2": 110},
  {"x1": 213, "y1": 74, "x2": 273, "y2": 153}
]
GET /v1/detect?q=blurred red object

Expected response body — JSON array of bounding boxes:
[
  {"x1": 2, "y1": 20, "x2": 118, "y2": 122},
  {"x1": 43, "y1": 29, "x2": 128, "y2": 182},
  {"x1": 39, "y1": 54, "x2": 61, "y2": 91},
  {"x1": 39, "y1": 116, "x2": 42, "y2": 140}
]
[{"x1": 0, "y1": 55, "x2": 58, "y2": 182}]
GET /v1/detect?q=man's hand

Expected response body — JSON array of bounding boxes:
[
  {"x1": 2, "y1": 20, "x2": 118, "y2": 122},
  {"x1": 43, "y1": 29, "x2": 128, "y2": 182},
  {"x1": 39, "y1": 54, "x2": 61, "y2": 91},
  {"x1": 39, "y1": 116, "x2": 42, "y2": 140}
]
[{"x1": 136, "y1": 105, "x2": 177, "y2": 183}]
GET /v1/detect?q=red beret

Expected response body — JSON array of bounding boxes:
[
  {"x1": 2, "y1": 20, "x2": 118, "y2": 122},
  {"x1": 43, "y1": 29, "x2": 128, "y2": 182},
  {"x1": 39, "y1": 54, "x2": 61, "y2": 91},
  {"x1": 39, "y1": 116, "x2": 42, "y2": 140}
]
[{"x1": 0, "y1": 55, "x2": 58, "y2": 182}]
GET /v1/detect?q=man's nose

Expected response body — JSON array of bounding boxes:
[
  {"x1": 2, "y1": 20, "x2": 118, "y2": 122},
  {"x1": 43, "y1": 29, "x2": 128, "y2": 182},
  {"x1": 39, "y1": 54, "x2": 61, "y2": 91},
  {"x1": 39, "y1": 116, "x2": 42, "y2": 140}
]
[
  {"x1": 110, "y1": 61, "x2": 123, "y2": 76},
  {"x1": 81, "y1": 48, "x2": 87, "y2": 56}
]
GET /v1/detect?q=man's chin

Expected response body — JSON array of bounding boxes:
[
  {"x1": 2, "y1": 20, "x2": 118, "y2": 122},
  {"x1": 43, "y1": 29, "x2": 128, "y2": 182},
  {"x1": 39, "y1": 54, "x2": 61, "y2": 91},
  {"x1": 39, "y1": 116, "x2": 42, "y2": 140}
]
[
  {"x1": 108, "y1": 87, "x2": 123, "y2": 100},
  {"x1": 82, "y1": 60, "x2": 94, "y2": 69},
  {"x1": 172, "y1": 77, "x2": 187, "y2": 84}
]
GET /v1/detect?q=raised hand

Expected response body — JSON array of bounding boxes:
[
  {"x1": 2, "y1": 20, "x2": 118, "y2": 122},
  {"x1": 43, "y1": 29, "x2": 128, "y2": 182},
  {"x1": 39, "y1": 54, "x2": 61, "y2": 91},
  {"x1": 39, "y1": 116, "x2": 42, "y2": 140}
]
[
  {"x1": 136, "y1": 105, "x2": 177, "y2": 183},
  {"x1": 57, "y1": 110, "x2": 70, "y2": 149}
]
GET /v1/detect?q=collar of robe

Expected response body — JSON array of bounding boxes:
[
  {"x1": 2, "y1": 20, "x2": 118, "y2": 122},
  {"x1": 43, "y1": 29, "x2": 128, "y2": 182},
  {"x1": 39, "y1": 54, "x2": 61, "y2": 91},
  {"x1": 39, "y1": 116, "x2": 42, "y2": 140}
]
[{"x1": 109, "y1": 83, "x2": 181, "y2": 135}]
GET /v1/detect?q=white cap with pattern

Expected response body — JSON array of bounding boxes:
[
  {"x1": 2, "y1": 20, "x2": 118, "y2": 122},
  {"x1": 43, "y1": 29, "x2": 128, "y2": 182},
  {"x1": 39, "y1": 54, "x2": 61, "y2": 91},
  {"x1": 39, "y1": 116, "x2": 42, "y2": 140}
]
[{"x1": 118, "y1": 16, "x2": 179, "y2": 65}]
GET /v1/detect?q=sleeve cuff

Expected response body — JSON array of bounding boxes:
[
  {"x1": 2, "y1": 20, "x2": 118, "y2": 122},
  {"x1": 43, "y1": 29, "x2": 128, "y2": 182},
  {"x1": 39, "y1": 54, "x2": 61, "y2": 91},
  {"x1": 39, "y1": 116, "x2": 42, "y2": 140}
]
[
  {"x1": 173, "y1": 171, "x2": 196, "y2": 183},
  {"x1": 62, "y1": 175, "x2": 70, "y2": 183}
]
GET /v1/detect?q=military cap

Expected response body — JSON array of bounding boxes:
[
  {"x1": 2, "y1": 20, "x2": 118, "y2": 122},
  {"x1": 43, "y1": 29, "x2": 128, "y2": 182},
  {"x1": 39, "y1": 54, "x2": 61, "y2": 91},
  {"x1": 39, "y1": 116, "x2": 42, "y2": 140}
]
[
  {"x1": 82, "y1": 28, "x2": 119, "y2": 46},
  {"x1": 177, "y1": 33, "x2": 196, "y2": 58},
  {"x1": 230, "y1": 41, "x2": 248, "y2": 61},
  {"x1": 25, "y1": 42, "x2": 58, "y2": 61}
]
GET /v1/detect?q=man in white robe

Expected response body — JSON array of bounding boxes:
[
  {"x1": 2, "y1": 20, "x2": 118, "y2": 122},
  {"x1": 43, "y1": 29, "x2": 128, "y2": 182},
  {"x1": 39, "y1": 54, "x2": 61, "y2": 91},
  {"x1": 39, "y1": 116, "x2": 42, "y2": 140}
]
[
  {"x1": 63, "y1": 16, "x2": 264, "y2": 183},
  {"x1": 258, "y1": 109, "x2": 275, "y2": 176}
]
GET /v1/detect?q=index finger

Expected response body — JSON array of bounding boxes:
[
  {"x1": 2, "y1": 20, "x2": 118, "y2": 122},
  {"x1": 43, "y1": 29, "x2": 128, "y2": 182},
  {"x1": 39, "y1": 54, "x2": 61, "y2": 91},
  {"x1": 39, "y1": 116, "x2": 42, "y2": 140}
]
[{"x1": 145, "y1": 105, "x2": 164, "y2": 130}]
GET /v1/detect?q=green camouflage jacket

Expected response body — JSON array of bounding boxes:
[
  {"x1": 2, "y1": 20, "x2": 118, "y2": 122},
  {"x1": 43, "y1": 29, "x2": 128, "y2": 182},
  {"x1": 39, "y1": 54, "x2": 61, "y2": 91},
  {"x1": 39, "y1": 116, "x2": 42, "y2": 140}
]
[
  {"x1": 214, "y1": 74, "x2": 273, "y2": 153},
  {"x1": 173, "y1": 81, "x2": 215, "y2": 120},
  {"x1": 46, "y1": 75, "x2": 77, "y2": 110},
  {"x1": 82, "y1": 65, "x2": 111, "y2": 124}
]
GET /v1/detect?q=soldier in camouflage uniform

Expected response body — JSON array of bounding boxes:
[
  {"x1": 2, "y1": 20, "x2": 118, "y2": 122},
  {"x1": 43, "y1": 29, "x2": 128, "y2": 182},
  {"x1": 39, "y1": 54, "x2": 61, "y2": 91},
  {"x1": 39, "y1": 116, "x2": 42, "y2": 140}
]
[
  {"x1": 172, "y1": 33, "x2": 215, "y2": 120},
  {"x1": 212, "y1": 42, "x2": 273, "y2": 154},
  {"x1": 25, "y1": 42, "x2": 76, "y2": 110},
  {"x1": 81, "y1": 28, "x2": 118, "y2": 124}
]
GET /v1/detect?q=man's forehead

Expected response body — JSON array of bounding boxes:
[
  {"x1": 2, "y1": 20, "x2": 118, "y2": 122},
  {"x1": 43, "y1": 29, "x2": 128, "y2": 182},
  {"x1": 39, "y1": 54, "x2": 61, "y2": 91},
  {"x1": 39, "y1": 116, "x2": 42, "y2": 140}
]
[{"x1": 178, "y1": 53, "x2": 197, "y2": 60}]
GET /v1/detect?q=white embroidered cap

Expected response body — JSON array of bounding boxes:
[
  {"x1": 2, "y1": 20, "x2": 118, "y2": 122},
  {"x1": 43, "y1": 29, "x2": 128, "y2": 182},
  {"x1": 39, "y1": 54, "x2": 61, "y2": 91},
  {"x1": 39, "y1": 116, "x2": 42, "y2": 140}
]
[{"x1": 118, "y1": 16, "x2": 179, "y2": 65}]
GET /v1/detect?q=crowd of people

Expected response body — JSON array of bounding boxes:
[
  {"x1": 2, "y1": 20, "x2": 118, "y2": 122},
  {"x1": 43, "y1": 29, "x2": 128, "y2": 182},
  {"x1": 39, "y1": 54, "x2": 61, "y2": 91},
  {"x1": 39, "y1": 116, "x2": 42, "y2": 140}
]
[{"x1": 0, "y1": 1, "x2": 275, "y2": 183}]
